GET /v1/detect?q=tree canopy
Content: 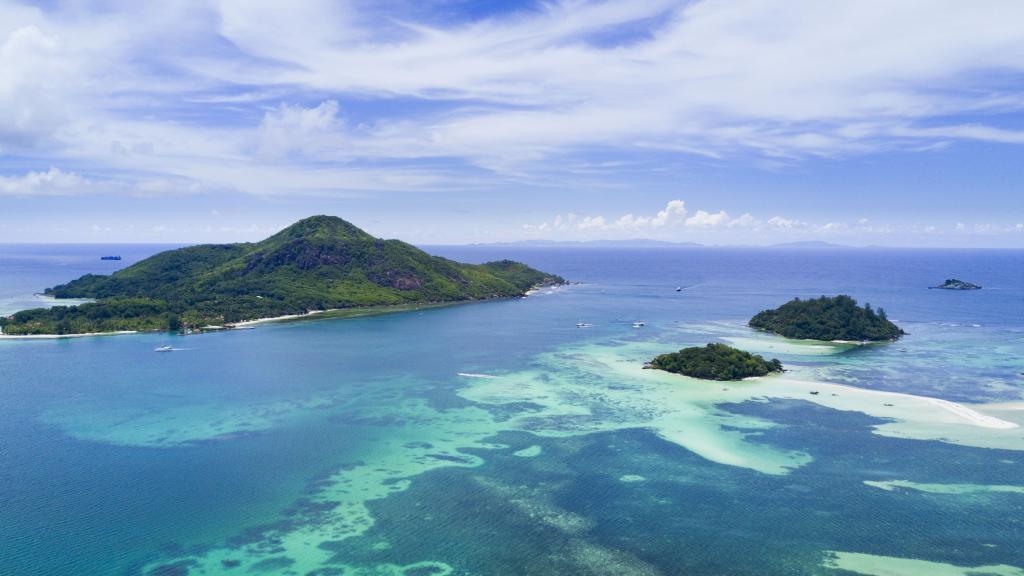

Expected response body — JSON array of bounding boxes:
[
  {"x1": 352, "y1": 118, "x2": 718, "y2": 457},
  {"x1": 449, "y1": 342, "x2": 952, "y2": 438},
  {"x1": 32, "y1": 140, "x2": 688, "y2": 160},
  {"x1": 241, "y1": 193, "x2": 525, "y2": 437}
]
[
  {"x1": 648, "y1": 343, "x2": 783, "y2": 381},
  {"x1": 748, "y1": 295, "x2": 903, "y2": 341}
]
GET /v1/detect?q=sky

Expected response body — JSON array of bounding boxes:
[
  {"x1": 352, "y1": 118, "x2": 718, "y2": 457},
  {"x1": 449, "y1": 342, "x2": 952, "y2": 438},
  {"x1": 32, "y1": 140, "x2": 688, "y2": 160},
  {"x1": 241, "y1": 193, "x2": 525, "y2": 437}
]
[{"x1": 1, "y1": 0, "x2": 1023, "y2": 247}]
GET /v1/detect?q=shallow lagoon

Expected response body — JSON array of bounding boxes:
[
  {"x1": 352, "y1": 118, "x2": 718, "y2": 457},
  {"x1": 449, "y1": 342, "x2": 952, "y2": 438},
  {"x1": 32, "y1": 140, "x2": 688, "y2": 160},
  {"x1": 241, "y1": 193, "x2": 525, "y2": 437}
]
[{"x1": 1, "y1": 246, "x2": 1022, "y2": 575}]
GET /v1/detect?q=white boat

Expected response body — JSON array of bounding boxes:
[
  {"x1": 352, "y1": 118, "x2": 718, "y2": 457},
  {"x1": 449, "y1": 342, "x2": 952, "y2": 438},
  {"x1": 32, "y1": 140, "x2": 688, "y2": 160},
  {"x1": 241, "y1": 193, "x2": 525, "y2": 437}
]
[
  {"x1": 154, "y1": 345, "x2": 173, "y2": 352},
  {"x1": 576, "y1": 322, "x2": 592, "y2": 328},
  {"x1": 632, "y1": 321, "x2": 645, "y2": 328},
  {"x1": 675, "y1": 286, "x2": 682, "y2": 292}
]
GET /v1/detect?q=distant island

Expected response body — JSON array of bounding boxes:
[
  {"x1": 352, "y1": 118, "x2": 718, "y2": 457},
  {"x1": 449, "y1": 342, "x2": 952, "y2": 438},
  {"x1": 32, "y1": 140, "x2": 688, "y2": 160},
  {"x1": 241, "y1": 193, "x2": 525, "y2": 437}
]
[
  {"x1": 749, "y1": 295, "x2": 904, "y2": 342},
  {"x1": 467, "y1": 239, "x2": 703, "y2": 248},
  {"x1": 0, "y1": 216, "x2": 564, "y2": 336},
  {"x1": 770, "y1": 241, "x2": 853, "y2": 249},
  {"x1": 646, "y1": 343, "x2": 783, "y2": 380},
  {"x1": 930, "y1": 278, "x2": 981, "y2": 290},
  {"x1": 468, "y1": 239, "x2": 855, "y2": 249}
]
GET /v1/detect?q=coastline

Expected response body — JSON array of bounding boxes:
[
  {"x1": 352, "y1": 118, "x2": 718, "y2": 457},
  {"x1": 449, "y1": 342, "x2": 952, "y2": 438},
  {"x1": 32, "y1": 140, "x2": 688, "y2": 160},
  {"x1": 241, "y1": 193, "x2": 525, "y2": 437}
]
[
  {"x1": 768, "y1": 377, "x2": 1019, "y2": 430},
  {"x1": 0, "y1": 330, "x2": 138, "y2": 340},
  {"x1": 0, "y1": 305, "x2": 448, "y2": 339},
  {"x1": 0, "y1": 279, "x2": 565, "y2": 339},
  {"x1": 0, "y1": 296, "x2": 534, "y2": 339},
  {"x1": 227, "y1": 311, "x2": 330, "y2": 327},
  {"x1": 227, "y1": 300, "x2": 498, "y2": 328},
  {"x1": 31, "y1": 293, "x2": 95, "y2": 305},
  {"x1": 747, "y1": 326, "x2": 900, "y2": 346}
]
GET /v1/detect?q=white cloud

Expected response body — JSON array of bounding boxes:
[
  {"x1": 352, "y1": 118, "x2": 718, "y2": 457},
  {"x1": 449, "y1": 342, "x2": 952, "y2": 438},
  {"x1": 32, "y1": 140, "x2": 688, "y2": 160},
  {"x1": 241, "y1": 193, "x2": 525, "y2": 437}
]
[
  {"x1": 685, "y1": 210, "x2": 730, "y2": 228},
  {"x1": 729, "y1": 213, "x2": 755, "y2": 228},
  {"x1": 0, "y1": 166, "x2": 214, "y2": 197},
  {"x1": 202, "y1": 0, "x2": 1024, "y2": 164},
  {"x1": 524, "y1": 200, "x2": 906, "y2": 241},
  {"x1": 766, "y1": 216, "x2": 801, "y2": 229},
  {"x1": 1, "y1": 0, "x2": 1024, "y2": 198},
  {"x1": 530, "y1": 200, "x2": 800, "y2": 236},
  {"x1": 0, "y1": 167, "x2": 84, "y2": 195},
  {"x1": 653, "y1": 200, "x2": 688, "y2": 225},
  {"x1": 255, "y1": 100, "x2": 346, "y2": 159},
  {"x1": 891, "y1": 124, "x2": 1024, "y2": 145},
  {"x1": 523, "y1": 201, "x2": 1024, "y2": 244},
  {"x1": 615, "y1": 199, "x2": 688, "y2": 229},
  {"x1": 577, "y1": 215, "x2": 607, "y2": 230},
  {"x1": 0, "y1": 25, "x2": 71, "y2": 149}
]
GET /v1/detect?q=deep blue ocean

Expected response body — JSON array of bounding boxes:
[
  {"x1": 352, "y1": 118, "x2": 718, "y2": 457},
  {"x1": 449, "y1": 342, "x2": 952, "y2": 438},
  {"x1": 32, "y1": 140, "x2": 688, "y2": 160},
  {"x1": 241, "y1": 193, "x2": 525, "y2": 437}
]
[{"x1": 1, "y1": 244, "x2": 1022, "y2": 575}]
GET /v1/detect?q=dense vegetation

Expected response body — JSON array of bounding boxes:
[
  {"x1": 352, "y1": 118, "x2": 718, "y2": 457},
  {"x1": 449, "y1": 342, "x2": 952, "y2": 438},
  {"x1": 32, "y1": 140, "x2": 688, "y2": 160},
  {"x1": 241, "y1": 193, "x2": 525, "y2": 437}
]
[
  {"x1": 648, "y1": 343, "x2": 783, "y2": 381},
  {"x1": 0, "y1": 216, "x2": 564, "y2": 335},
  {"x1": 749, "y1": 295, "x2": 904, "y2": 342},
  {"x1": 931, "y1": 278, "x2": 981, "y2": 290}
]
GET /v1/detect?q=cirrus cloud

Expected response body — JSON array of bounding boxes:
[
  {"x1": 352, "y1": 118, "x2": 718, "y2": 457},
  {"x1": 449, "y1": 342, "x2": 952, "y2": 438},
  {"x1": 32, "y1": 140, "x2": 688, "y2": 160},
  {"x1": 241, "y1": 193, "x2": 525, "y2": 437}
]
[
  {"x1": 0, "y1": 1, "x2": 1023, "y2": 246},
  {"x1": 1, "y1": 0, "x2": 1024, "y2": 196}
]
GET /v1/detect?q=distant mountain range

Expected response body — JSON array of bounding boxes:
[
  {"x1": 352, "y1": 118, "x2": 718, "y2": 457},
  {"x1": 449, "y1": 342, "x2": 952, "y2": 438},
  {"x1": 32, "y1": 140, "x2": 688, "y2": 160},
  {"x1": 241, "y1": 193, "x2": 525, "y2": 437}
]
[
  {"x1": 468, "y1": 239, "x2": 704, "y2": 248},
  {"x1": 467, "y1": 239, "x2": 854, "y2": 249},
  {"x1": 768, "y1": 241, "x2": 853, "y2": 249}
]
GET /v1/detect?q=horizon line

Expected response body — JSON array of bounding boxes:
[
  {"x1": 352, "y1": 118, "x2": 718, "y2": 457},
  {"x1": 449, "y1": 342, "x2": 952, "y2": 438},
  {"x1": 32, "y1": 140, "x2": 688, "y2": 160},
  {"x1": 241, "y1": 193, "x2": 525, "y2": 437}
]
[{"x1": 1, "y1": 240, "x2": 1022, "y2": 250}]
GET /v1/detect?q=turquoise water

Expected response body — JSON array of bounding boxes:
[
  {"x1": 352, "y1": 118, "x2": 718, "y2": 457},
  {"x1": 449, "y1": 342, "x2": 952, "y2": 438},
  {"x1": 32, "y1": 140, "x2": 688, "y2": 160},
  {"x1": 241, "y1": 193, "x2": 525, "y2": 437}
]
[{"x1": 1, "y1": 245, "x2": 1023, "y2": 575}]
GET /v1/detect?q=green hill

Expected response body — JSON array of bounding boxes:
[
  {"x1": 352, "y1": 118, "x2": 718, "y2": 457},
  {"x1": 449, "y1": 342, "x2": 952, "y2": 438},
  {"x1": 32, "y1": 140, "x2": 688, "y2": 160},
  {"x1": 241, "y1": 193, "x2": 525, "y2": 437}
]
[
  {"x1": 647, "y1": 343, "x2": 783, "y2": 381},
  {"x1": 749, "y1": 295, "x2": 904, "y2": 342},
  {"x1": 1, "y1": 216, "x2": 564, "y2": 335}
]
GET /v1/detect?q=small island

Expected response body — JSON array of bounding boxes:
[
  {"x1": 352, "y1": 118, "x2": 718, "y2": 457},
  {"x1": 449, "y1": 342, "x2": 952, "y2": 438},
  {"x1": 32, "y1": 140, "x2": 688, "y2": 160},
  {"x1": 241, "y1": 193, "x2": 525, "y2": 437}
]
[
  {"x1": 0, "y1": 216, "x2": 564, "y2": 336},
  {"x1": 646, "y1": 343, "x2": 783, "y2": 381},
  {"x1": 749, "y1": 295, "x2": 904, "y2": 342},
  {"x1": 930, "y1": 278, "x2": 981, "y2": 290}
]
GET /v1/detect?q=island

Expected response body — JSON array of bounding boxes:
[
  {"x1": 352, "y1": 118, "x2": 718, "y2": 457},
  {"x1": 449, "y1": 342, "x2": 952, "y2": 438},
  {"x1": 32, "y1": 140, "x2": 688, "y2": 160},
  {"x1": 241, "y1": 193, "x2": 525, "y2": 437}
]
[
  {"x1": 0, "y1": 216, "x2": 564, "y2": 336},
  {"x1": 646, "y1": 343, "x2": 783, "y2": 381},
  {"x1": 749, "y1": 295, "x2": 904, "y2": 342},
  {"x1": 930, "y1": 278, "x2": 981, "y2": 290}
]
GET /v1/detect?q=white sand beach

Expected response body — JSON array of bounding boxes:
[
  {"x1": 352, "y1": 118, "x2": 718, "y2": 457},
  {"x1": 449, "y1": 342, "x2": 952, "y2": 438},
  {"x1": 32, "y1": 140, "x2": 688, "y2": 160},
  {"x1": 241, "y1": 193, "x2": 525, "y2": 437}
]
[
  {"x1": 0, "y1": 330, "x2": 137, "y2": 340},
  {"x1": 924, "y1": 397, "x2": 1018, "y2": 429},
  {"x1": 226, "y1": 311, "x2": 330, "y2": 327}
]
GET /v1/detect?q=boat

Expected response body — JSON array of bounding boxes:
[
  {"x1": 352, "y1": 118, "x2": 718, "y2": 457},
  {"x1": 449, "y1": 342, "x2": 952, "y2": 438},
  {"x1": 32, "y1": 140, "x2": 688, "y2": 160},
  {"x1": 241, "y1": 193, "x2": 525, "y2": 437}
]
[
  {"x1": 576, "y1": 322, "x2": 593, "y2": 328},
  {"x1": 154, "y1": 345, "x2": 173, "y2": 352},
  {"x1": 632, "y1": 321, "x2": 645, "y2": 328},
  {"x1": 675, "y1": 286, "x2": 682, "y2": 292},
  {"x1": 100, "y1": 255, "x2": 122, "y2": 261}
]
